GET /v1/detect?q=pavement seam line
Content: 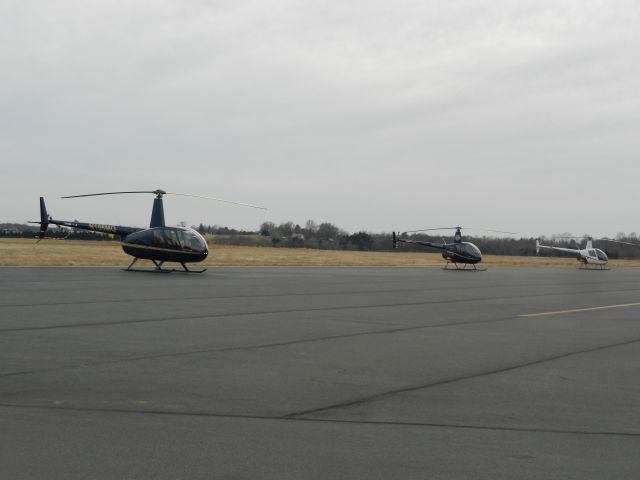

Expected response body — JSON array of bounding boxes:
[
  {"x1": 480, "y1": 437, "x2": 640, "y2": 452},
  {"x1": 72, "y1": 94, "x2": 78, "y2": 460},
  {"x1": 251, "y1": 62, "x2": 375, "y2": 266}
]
[
  {"x1": 3, "y1": 279, "x2": 634, "y2": 308},
  {"x1": 0, "y1": 402, "x2": 638, "y2": 438},
  {"x1": 3, "y1": 287, "x2": 639, "y2": 333}
]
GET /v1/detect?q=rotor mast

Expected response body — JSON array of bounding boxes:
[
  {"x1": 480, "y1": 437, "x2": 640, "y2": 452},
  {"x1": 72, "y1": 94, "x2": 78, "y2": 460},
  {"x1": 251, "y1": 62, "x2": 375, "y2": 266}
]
[
  {"x1": 150, "y1": 189, "x2": 167, "y2": 228},
  {"x1": 453, "y1": 227, "x2": 462, "y2": 243}
]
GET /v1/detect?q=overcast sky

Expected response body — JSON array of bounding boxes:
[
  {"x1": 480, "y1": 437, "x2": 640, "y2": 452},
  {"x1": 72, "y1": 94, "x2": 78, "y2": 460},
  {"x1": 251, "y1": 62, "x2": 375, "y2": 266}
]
[{"x1": 2, "y1": 0, "x2": 638, "y2": 238}]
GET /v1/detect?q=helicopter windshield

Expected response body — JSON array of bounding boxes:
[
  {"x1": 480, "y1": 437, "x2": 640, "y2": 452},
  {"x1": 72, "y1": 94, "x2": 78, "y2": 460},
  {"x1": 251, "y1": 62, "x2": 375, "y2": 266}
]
[
  {"x1": 596, "y1": 249, "x2": 608, "y2": 261},
  {"x1": 460, "y1": 243, "x2": 481, "y2": 257},
  {"x1": 178, "y1": 228, "x2": 207, "y2": 252}
]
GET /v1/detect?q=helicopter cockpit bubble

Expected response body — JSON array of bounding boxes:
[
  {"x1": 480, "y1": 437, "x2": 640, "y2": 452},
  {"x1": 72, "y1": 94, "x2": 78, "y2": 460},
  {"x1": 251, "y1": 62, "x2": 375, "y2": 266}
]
[{"x1": 125, "y1": 227, "x2": 207, "y2": 254}]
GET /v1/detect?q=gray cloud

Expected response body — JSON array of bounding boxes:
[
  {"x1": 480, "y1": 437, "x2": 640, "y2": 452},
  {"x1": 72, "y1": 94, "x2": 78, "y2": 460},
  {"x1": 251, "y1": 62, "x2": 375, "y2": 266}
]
[{"x1": 2, "y1": 0, "x2": 639, "y2": 237}]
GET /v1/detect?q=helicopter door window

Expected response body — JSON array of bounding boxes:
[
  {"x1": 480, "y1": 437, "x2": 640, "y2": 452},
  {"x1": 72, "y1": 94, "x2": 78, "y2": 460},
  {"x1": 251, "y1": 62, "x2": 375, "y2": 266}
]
[
  {"x1": 126, "y1": 230, "x2": 153, "y2": 246},
  {"x1": 175, "y1": 229, "x2": 187, "y2": 248},
  {"x1": 164, "y1": 229, "x2": 180, "y2": 249},
  {"x1": 152, "y1": 229, "x2": 164, "y2": 247},
  {"x1": 588, "y1": 249, "x2": 597, "y2": 257}
]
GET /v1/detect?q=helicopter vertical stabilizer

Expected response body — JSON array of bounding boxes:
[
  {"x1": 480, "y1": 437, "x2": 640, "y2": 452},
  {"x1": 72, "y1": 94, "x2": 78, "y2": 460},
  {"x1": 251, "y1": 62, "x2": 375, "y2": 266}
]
[
  {"x1": 535, "y1": 239, "x2": 540, "y2": 255},
  {"x1": 38, "y1": 197, "x2": 50, "y2": 239}
]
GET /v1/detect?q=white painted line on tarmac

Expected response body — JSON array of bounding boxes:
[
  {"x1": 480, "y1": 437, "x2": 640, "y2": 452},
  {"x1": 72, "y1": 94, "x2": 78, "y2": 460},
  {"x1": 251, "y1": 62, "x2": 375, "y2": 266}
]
[{"x1": 520, "y1": 302, "x2": 640, "y2": 318}]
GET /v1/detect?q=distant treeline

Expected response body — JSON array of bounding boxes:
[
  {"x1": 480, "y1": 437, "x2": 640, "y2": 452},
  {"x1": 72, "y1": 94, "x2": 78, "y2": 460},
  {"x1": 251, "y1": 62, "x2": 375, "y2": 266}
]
[
  {"x1": 0, "y1": 223, "x2": 112, "y2": 241},
  {"x1": 200, "y1": 221, "x2": 640, "y2": 259},
  {"x1": 3, "y1": 222, "x2": 640, "y2": 259}
]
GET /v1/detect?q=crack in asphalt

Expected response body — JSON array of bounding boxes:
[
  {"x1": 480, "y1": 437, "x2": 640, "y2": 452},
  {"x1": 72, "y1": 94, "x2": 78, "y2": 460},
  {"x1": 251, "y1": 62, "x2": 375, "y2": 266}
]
[
  {"x1": 0, "y1": 314, "x2": 518, "y2": 378},
  {"x1": 284, "y1": 337, "x2": 640, "y2": 419}
]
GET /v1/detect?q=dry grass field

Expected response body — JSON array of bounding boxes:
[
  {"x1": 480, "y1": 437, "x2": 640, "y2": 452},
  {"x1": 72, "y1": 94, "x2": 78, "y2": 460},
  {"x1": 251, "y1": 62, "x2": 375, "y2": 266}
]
[{"x1": 2, "y1": 238, "x2": 640, "y2": 268}]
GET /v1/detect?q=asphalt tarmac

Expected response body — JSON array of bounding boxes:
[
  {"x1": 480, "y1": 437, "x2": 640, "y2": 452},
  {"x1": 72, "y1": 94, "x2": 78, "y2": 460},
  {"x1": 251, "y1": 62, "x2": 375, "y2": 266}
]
[{"x1": 1, "y1": 266, "x2": 639, "y2": 479}]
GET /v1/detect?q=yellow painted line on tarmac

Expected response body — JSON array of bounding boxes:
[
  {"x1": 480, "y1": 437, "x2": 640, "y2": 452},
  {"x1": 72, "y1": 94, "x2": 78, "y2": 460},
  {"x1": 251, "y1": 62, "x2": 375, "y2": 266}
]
[{"x1": 520, "y1": 302, "x2": 640, "y2": 318}]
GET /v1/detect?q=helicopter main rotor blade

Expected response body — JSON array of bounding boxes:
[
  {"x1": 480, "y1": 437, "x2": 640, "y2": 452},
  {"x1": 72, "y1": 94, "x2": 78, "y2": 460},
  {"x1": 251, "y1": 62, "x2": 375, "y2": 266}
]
[
  {"x1": 61, "y1": 191, "x2": 159, "y2": 199},
  {"x1": 403, "y1": 227, "x2": 515, "y2": 235},
  {"x1": 165, "y1": 192, "x2": 268, "y2": 210},
  {"x1": 550, "y1": 236, "x2": 638, "y2": 246},
  {"x1": 402, "y1": 227, "x2": 460, "y2": 234},
  {"x1": 60, "y1": 189, "x2": 266, "y2": 210},
  {"x1": 464, "y1": 227, "x2": 517, "y2": 235},
  {"x1": 599, "y1": 238, "x2": 640, "y2": 246}
]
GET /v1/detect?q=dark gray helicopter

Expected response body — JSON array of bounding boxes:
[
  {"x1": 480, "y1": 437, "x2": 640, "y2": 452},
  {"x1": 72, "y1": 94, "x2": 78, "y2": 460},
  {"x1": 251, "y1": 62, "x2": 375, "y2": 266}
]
[
  {"x1": 31, "y1": 189, "x2": 266, "y2": 273},
  {"x1": 392, "y1": 227, "x2": 514, "y2": 270}
]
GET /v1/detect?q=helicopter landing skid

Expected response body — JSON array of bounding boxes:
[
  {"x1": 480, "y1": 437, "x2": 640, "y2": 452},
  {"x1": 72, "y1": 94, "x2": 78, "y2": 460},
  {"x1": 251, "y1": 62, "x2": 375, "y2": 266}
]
[
  {"x1": 443, "y1": 262, "x2": 487, "y2": 271},
  {"x1": 579, "y1": 264, "x2": 609, "y2": 271},
  {"x1": 124, "y1": 258, "x2": 207, "y2": 274}
]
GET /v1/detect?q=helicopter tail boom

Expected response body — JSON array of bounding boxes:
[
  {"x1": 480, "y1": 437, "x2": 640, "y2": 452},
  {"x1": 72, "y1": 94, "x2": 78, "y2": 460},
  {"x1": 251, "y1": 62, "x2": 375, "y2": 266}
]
[
  {"x1": 29, "y1": 197, "x2": 139, "y2": 239},
  {"x1": 392, "y1": 232, "x2": 446, "y2": 250}
]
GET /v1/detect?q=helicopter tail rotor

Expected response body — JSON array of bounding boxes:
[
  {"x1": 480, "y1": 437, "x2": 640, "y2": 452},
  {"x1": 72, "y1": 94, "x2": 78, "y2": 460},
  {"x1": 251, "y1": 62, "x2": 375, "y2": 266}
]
[
  {"x1": 392, "y1": 231, "x2": 398, "y2": 249},
  {"x1": 536, "y1": 239, "x2": 540, "y2": 255}
]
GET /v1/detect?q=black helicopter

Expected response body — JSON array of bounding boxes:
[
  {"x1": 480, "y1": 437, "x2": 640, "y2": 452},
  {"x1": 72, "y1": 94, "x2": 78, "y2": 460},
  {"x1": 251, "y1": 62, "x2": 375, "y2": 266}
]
[
  {"x1": 392, "y1": 227, "x2": 514, "y2": 270},
  {"x1": 30, "y1": 189, "x2": 266, "y2": 273}
]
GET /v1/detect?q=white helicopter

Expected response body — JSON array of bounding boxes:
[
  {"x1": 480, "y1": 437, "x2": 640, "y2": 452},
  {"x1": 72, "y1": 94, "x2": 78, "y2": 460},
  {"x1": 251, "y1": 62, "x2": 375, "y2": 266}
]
[{"x1": 535, "y1": 236, "x2": 635, "y2": 269}]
